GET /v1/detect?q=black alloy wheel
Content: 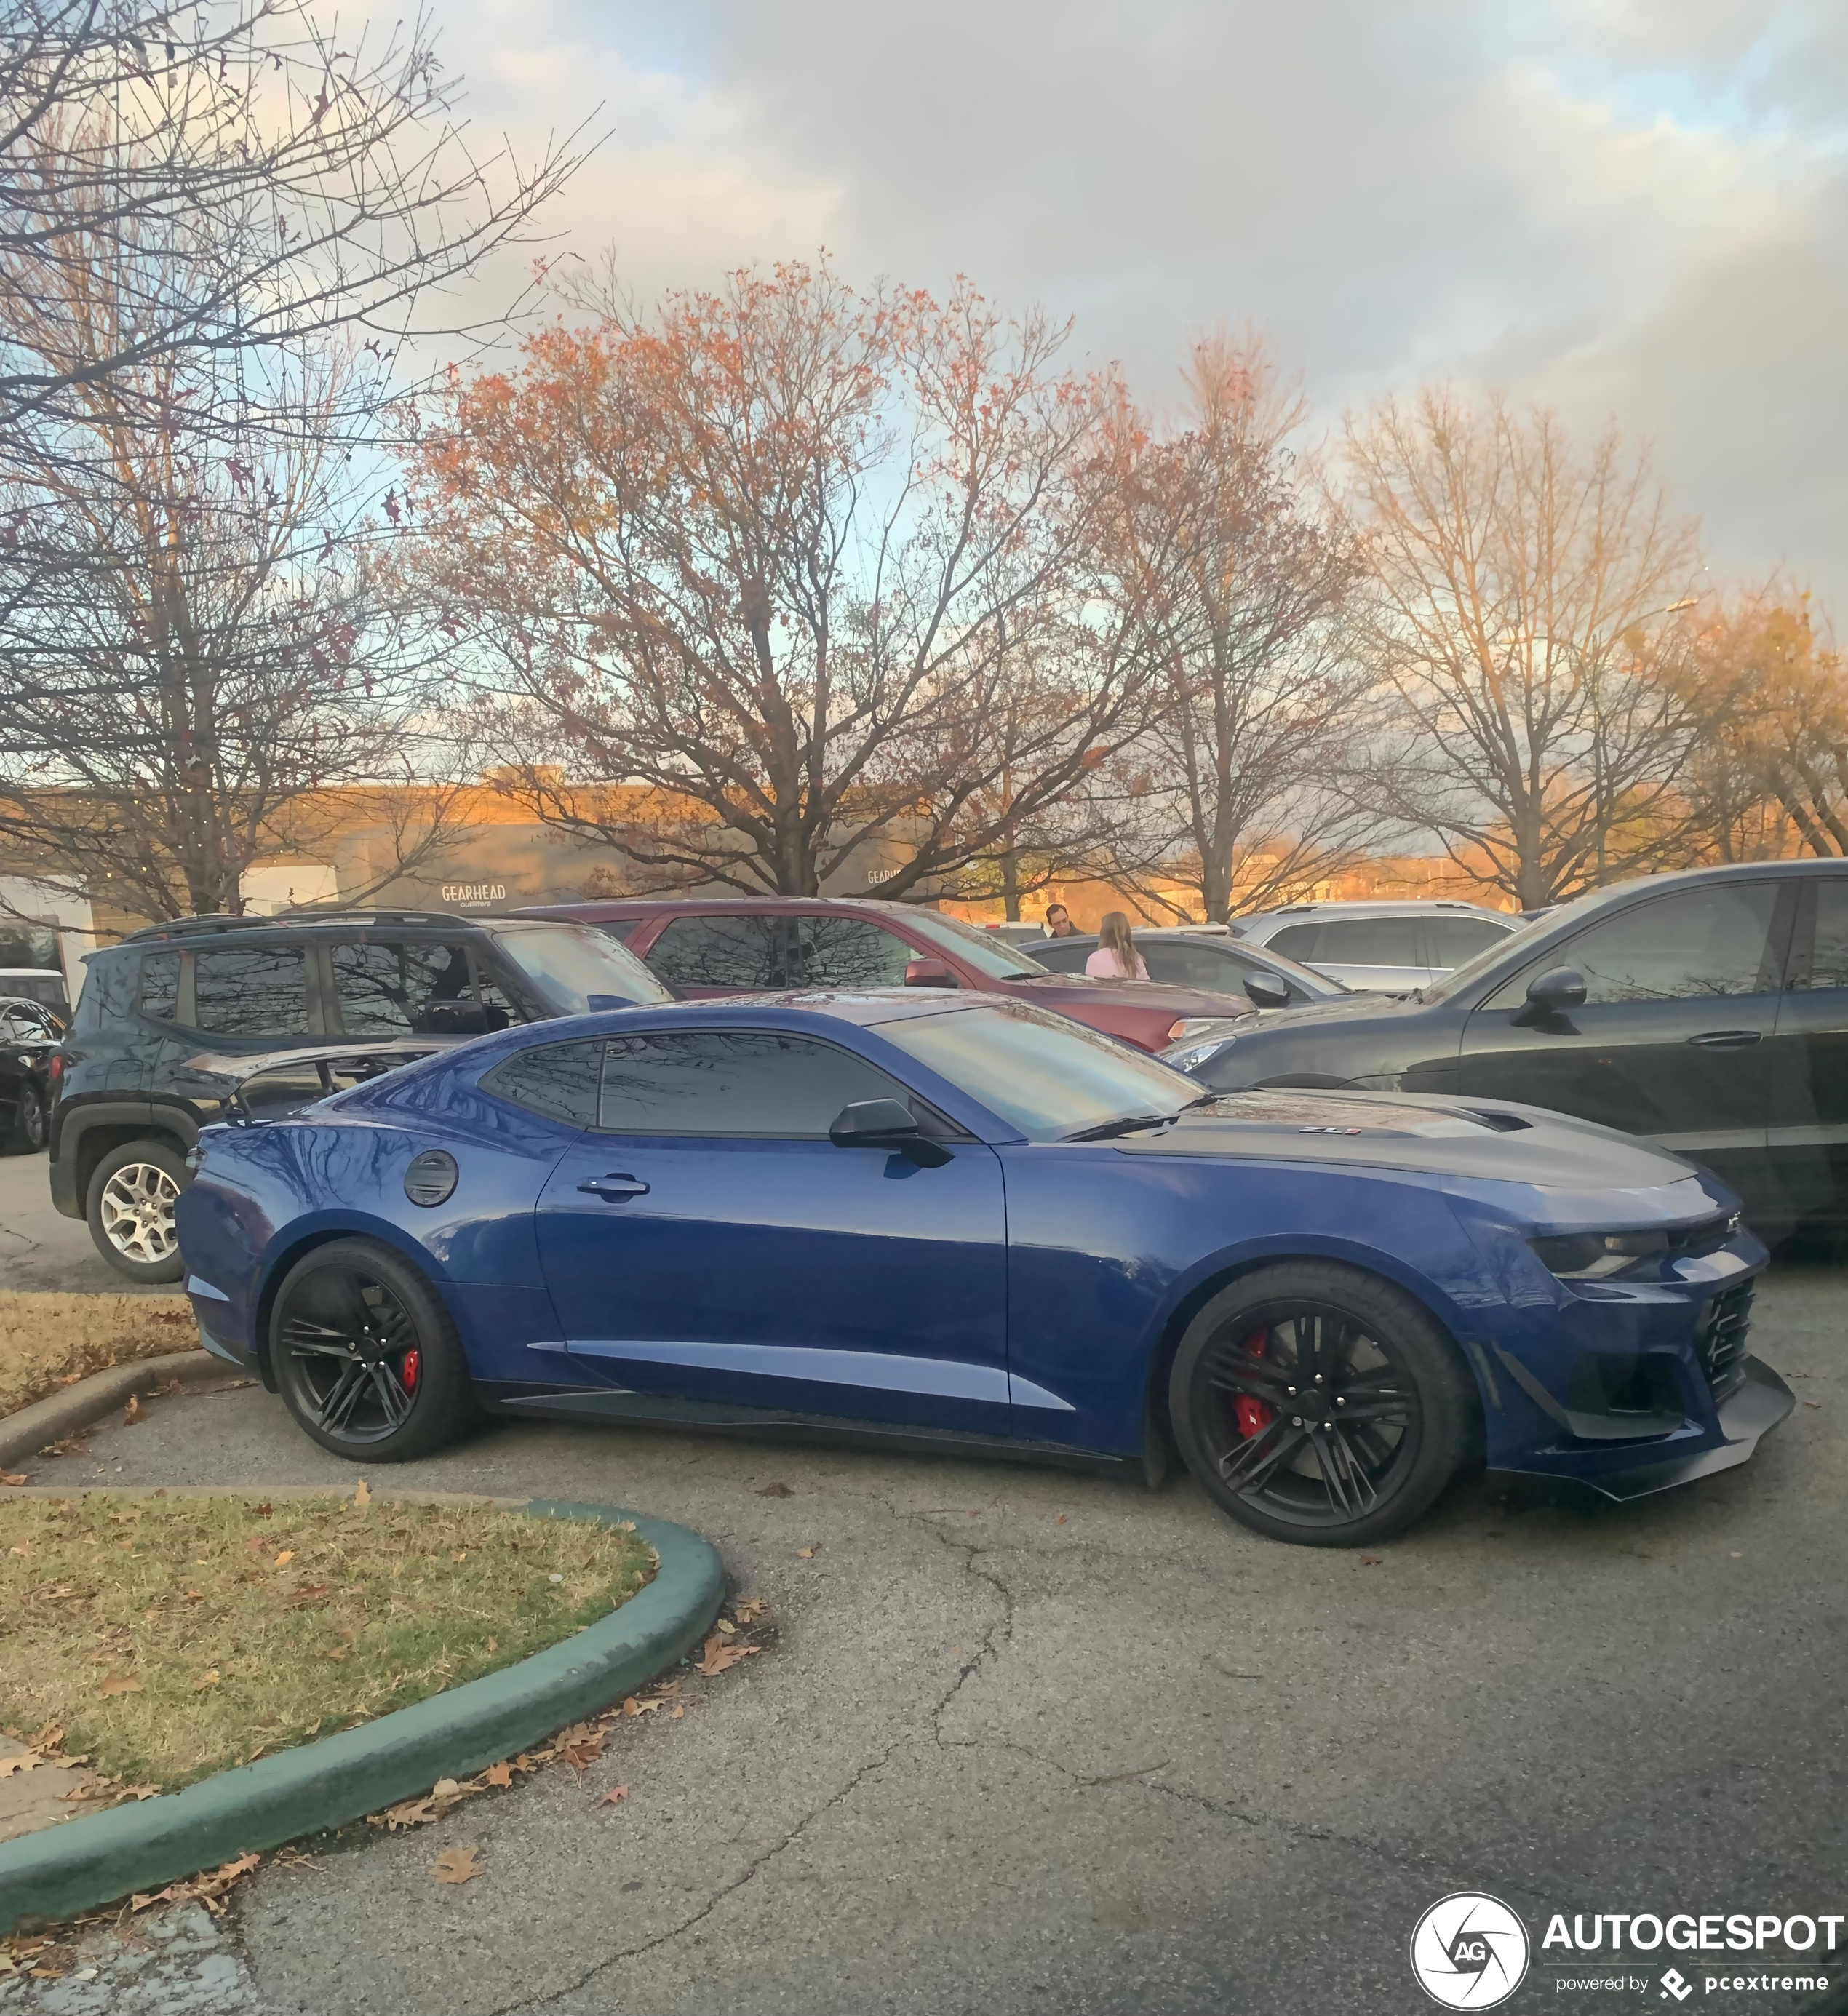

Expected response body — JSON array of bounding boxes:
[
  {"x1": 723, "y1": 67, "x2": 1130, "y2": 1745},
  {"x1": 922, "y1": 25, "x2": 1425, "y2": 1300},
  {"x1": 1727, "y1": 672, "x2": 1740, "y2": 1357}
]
[
  {"x1": 271, "y1": 1238, "x2": 475, "y2": 1462},
  {"x1": 9, "y1": 1083, "x2": 47, "y2": 1152},
  {"x1": 1169, "y1": 1262, "x2": 1475, "y2": 1546}
]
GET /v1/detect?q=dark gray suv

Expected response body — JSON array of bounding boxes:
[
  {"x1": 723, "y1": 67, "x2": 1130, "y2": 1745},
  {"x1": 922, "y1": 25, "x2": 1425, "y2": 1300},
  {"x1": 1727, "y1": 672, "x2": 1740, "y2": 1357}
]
[{"x1": 49, "y1": 909, "x2": 670, "y2": 1281}]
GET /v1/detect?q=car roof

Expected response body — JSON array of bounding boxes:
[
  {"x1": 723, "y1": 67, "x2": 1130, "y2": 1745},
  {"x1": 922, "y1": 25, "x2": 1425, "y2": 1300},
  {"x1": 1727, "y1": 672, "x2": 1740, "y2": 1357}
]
[
  {"x1": 105, "y1": 911, "x2": 597, "y2": 954},
  {"x1": 520, "y1": 896, "x2": 929, "y2": 921},
  {"x1": 1242, "y1": 900, "x2": 1513, "y2": 925}
]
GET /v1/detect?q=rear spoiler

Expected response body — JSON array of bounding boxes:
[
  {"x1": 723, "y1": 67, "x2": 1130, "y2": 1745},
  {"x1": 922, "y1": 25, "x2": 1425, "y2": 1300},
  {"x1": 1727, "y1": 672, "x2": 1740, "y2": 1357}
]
[{"x1": 181, "y1": 1039, "x2": 458, "y2": 1121}]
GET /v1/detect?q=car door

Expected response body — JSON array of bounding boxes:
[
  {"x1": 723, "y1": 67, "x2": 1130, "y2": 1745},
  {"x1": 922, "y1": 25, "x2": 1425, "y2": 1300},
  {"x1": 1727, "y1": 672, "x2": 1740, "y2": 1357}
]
[
  {"x1": 533, "y1": 1026, "x2": 1011, "y2": 1433},
  {"x1": 1457, "y1": 878, "x2": 1791, "y2": 1206},
  {"x1": 1764, "y1": 874, "x2": 1848, "y2": 1226},
  {"x1": 1140, "y1": 938, "x2": 1302, "y2": 1004},
  {"x1": 787, "y1": 915, "x2": 920, "y2": 988},
  {"x1": 638, "y1": 913, "x2": 792, "y2": 997}
]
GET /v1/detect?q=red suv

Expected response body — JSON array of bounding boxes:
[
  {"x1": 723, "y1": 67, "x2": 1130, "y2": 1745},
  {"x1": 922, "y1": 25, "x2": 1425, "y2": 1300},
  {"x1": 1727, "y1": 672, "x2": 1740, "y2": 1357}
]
[{"x1": 519, "y1": 898, "x2": 1251, "y2": 1052}]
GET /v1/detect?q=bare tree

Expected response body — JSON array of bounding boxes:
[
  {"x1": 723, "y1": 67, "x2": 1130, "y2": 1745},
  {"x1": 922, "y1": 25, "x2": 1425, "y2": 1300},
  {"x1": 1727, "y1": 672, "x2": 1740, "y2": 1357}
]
[
  {"x1": 1342, "y1": 388, "x2": 1702, "y2": 909},
  {"x1": 415, "y1": 260, "x2": 1169, "y2": 901},
  {"x1": 1103, "y1": 335, "x2": 1382, "y2": 923}
]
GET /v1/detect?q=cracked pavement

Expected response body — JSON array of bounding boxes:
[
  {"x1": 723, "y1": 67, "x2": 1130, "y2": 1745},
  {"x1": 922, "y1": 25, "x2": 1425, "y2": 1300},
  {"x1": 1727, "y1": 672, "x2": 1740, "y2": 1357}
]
[{"x1": 1, "y1": 1165, "x2": 1843, "y2": 2013}]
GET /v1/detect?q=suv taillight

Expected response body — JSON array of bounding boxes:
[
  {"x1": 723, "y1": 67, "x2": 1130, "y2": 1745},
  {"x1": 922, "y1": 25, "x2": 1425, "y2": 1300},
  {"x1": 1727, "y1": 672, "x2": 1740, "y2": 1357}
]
[{"x1": 48, "y1": 1052, "x2": 64, "y2": 1083}]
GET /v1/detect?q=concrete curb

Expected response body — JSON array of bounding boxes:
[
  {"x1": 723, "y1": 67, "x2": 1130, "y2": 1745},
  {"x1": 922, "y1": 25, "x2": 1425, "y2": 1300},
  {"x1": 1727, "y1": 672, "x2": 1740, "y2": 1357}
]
[
  {"x1": 0, "y1": 1351, "x2": 231, "y2": 1467},
  {"x1": 0, "y1": 1496, "x2": 725, "y2": 1931}
]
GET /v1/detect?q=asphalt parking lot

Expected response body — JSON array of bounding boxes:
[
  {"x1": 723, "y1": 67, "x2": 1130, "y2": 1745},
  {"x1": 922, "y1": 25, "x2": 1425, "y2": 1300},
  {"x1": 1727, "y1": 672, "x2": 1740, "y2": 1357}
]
[{"x1": 1, "y1": 1142, "x2": 1842, "y2": 2016}]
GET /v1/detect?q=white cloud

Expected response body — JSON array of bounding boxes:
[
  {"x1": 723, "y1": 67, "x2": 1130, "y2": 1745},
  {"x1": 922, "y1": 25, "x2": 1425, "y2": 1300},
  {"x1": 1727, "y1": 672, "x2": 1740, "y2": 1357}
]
[{"x1": 416, "y1": 0, "x2": 1848, "y2": 625}]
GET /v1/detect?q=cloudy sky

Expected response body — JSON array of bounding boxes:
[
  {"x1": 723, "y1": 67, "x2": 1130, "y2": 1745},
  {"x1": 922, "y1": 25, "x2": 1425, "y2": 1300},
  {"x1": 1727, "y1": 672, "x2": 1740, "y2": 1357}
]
[{"x1": 434, "y1": 0, "x2": 1847, "y2": 624}]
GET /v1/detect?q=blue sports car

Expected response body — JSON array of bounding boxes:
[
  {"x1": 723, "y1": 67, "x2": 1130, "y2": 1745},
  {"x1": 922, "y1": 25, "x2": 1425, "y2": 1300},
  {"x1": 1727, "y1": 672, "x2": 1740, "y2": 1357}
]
[{"x1": 174, "y1": 992, "x2": 1793, "y2": 1547}]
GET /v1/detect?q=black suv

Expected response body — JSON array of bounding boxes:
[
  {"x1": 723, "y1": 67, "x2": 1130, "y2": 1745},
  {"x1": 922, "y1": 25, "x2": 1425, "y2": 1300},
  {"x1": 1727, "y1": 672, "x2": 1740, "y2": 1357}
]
[
  {"x1": 49, "y1": 909, "x2": 671, "y2": 1281},
  {"x1": 1164, "y1": 859, "x2": 1848, "y2": 1234}
]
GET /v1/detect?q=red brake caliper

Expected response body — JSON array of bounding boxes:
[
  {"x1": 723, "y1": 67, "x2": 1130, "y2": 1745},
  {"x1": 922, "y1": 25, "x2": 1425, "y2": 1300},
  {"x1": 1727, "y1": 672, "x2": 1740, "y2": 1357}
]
[
  {"x1": 1234, "y1": 1328, "x2": 1273, "y2": 1440},
  {"x1": 400, "y1": 1347, "x2": 421, "y2": 1394}
]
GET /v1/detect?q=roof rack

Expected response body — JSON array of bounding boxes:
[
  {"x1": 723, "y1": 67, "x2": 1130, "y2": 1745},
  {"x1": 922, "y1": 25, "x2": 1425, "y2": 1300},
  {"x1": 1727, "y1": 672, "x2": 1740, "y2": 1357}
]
[{"x1": 123, "y1": 908, "x2": 487, "y2": 942}]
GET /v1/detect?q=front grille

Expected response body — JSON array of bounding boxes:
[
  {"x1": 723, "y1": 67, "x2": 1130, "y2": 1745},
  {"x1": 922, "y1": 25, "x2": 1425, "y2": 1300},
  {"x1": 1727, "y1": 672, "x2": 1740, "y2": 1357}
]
[{"x1": 1697, "y1": 1282, "x2": 1754, "y2": 1401}]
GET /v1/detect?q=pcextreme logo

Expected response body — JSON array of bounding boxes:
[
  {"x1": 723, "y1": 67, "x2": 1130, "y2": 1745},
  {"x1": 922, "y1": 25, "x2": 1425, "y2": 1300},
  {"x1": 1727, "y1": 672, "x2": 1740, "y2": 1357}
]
[{"x1": 1410, "y1": 1892, "x2": 1532, "y2": 2009}]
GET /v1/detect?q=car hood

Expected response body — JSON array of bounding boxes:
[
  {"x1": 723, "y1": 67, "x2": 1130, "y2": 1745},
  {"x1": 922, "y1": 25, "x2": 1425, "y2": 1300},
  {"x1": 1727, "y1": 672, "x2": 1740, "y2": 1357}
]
[
  {"x1": 1178, "y1": 991, "x2": 1425, "y2": 1038},
  {"x1": 1112, "y1": 1088, "x2": 1721, "y2": 1216}
]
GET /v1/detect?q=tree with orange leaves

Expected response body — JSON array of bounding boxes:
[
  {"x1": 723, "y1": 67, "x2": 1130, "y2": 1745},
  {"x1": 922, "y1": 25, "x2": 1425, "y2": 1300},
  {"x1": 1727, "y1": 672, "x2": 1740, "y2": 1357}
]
[{"x1": 411, "y1": 260, "x2": 1170, "y2": 900}]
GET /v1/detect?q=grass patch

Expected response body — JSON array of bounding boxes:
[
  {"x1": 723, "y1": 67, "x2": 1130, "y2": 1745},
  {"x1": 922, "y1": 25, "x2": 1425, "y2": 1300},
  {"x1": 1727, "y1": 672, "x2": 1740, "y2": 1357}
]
[
  {"x1": 0, "y1": 1494, "x2": 655, "y2": 1790},
  {"x1": 0, "y1": 1293, "x2": 196, "y2": 1419}
]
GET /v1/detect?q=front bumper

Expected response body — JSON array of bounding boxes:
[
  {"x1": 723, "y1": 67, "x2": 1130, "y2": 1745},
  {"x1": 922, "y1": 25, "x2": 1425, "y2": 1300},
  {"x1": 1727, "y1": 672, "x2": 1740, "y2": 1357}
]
[{"x1": 1489, "y1": 1355, "x2": 1793, "y2": 1502}]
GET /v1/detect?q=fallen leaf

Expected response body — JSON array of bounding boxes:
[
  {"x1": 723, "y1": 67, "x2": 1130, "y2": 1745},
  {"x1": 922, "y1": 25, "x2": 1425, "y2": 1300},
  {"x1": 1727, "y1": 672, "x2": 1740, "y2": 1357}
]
[
  {"x1": 374, "y1": 1796, "x2": 437, "y2": 1830},
  {"x1": 123, "y1": 1395, "x2": 143, "y2": 1425},
  {"x1": 451, "y1": 1550, "x2": 468, "y2": 1562},
  {"x1": 431, "y1": 1778, "x2": 461, "y2": 1801},
  {"x1": 8, "y1": 1544, "x2": 28, "y2": 1557},
  {"x1": 733, "y1": 1598, "x2": 768, "y2": 1623},
  {"x1": 670, "y1": 1704, "x2": 685, "y2": 1719},
  {"x1": 39, "y1": 1434, "x2": 86, "y2": 1457},
  {"x1": 1802, "y1": 1399, "x2": 1822, "y2": 1409},
  {"x1": 485, "y1": 1636, "x2": 497, "y2": 1654},
  {"x1": 597, "y1": 1785, "x2": 629, "y2": 1805},
  {"x1": 274, "y1": 1550, "x2": 295, "y2": 1566},
  {"x1": 755, "y1": 1481, "x2": 793, "y2": 1497},
  {"x1": 1360, "y1": 1556, "x2": 1382, "y2": 1566},
  {"x1": 482, "y1": 1761, "x2": 514, "y2": 1788},
  {"x1": 252, "y1": 1502, "x2": 272, "y2": 1517},
  {"x1": 0, "y1": 1472, "x2": 26, "y2": 1487},
  {"x1": 97, "y1": 1673, "x2": 143, "y2": 1699},
  {"x1": 244, "y1": 1537, "x2": 265, "y2": 1553},
  {"x1": 1055, "y1": 1514, "x2": 1067, "y2": 1526},
  {"x1": 193, "y1": 1668, "x2": 221, "y2": 1690},
  {"x1": 694, "y1": 1635, "x2": 762, "y2": 1678},
  {"x1": 353, "y1": 1480, "x2": 371, "y2": 1507},
  {"x1": 714, "y1": 1617, "x2": 736, "y2": 1635},
  {"x1": 117, "y1": 1785, "x2": 159, "y2": 1801},
  {"x1": 795, "y1": 1546, "x2": 816, "y2": 1559},
  {"x1": 0, "y1": 1753, "x2": 41, "y2": 1780},
  {"x1": 431, "y1": 1844, "x2": 482, "y2": 1885}
]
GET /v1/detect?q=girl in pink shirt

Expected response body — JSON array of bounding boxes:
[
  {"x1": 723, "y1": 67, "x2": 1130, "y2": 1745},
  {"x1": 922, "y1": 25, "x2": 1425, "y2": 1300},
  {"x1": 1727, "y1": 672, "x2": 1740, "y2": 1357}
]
[{"x1": 1085, "y1": 910, "x2": 1149, "y2": 981}]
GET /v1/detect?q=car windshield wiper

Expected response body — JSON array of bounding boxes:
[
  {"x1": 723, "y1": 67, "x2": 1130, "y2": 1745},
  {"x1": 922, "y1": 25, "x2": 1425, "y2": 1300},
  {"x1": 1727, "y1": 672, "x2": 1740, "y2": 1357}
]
[{"x1": 1062, "y1": 1112, "x2": 1180, "y2": 1142}]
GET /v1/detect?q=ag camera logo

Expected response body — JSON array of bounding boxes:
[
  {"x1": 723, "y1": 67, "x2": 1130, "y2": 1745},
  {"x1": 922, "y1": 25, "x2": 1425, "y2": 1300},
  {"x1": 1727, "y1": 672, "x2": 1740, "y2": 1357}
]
[{"x1": 1410, "y1": 1892, "x2": 1532, "y2": 2009}]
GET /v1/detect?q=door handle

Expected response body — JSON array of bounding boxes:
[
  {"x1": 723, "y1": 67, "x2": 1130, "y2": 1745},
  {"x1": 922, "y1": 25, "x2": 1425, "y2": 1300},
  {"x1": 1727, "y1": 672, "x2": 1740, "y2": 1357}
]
[
  {"x1": 1686, "y1": 1030, "x2": 1761, "y2": 1050},
  {"x1": 577, "y1": 1174, "x2": 650, "y2": 1200}
]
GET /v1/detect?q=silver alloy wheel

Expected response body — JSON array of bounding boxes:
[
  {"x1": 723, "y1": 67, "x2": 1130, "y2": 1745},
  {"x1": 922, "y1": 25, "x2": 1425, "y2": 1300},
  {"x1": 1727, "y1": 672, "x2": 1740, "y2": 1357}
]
[{"x1": 97, "y1": 1161, "x2": 181, "y2": 1264}]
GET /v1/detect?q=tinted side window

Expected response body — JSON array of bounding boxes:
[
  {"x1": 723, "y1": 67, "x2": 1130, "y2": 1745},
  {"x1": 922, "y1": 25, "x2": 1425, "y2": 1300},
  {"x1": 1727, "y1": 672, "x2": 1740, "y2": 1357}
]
[
  {"x1": 138, "y1": 951, "x2": 180, "y2": 1021},
  {"x1": 486, "y1": 1040, "x2": 604, "y2": 1126},
  {"x1": 332, "y1": 941, "x2": 482, "y2": 1036},
  {"x1": 1428, "y1": 917, "x2": 1510, "y2": 965},
  {"x1": 599, "y1": 1031, "x2": 902, "y2": 1135},
  {"x1": 792, "y1": 918, "x2": 915, "y2": 987},
  {"x1": 1264, "y1": 923, "x2": 1321, "y2": 960},
  {"x1": 192, "y1": 946, "x2": 308, "y2": 1035},
  {"x1": 1561, "y1": 883, "x2": 1780, "y2": 1004},
  {"x1": 1313, "y1": 917, "x2": 1422, "y2": 966},
  {"x1": 1025, "y1": 939, "x2": 1090, "y2": 973},
  {"x1": 1142, "y1": 942, "x2": 1248, "y2": 993},
  {"x1": 1796, "y1": 880, "x2": 1848, "y2": 990},
  {"x1": 645, "y1": 916, "x2": 787, "y2": 991}
]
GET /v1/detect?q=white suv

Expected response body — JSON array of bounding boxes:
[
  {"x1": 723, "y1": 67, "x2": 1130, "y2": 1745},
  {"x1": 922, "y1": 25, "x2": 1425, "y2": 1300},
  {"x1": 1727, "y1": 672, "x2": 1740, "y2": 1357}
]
[{"x1": 1232, "y1": 900, "x2": 1520, "y2": 996}]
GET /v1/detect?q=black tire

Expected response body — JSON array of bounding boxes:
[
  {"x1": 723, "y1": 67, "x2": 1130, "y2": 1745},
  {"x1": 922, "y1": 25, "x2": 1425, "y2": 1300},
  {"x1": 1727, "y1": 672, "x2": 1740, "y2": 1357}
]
[
  {"x1": 1168, "y1": 1261, "x2": 1475, "y2": 1547},
  {"x1": 271, "y1": 1238, "x2": 477, "y2": 1463},
  {"x1": 7, "y1": 1082, "x2": 47, "y2": 1154},
  {"x1": 85, "y1": 1137, "x2": 188, "y2": 1283}
]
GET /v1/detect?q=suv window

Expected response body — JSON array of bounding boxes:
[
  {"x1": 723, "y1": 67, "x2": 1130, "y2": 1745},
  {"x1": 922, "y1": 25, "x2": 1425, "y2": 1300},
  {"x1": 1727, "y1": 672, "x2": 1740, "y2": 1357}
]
[
  {"x1": 1427, "y1": 916, "x2": 1510, "y2": 965},
  {"x1": 1313, "y1": 917, "x2": 1423, "y2": 966},
  {"x1": 597, "y1": 1030, "x2": 902, "y2": 1135},
  {"x1": 193, "y1": 945, "x2": 309, "y2": 1036},
  {"x1": 332, "y1": 941, "x2": 500, "y2": 1037},
  {"x1": 486, "y1": 1039, "x2": 605, "y2": 1126},
  {"x1": 1023, "y1": 938, "x2": 1088, "y2": 974},
  {"x1": 645, "y1": 915, "x2": 789, "y2": 991},
  {"x1": 1142, "y1": 941, "x2": 1248, "y2": 993},
  {"x1": 1264, "y1": 923, "x2": 1321, "y2": 960},
  {"x1": 791, "y1": 917, "x2": 916, "y2": 988},
  {"x1": 1553, "y1": 883, "x2": 1780, "y2": 1005},
  {"x1": 139, "y1": 952, "x2": 180, "y2": 1021}
]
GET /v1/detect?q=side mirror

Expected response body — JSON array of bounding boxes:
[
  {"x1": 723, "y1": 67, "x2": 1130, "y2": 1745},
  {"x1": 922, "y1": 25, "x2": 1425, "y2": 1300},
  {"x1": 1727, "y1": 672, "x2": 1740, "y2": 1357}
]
[
  {"x1": 1521, "y1": 966, "x2": 1587, "y2": 1019},
  {"x1": 1243, "y1": 973, "x2": 1291, "y2": 1011},
  {"x1": 828, "y1": 1098, "x2": 950, "y2": 1166},
  {"x1": 903, "y1": 957, "x2": 956, "y2": 989}
]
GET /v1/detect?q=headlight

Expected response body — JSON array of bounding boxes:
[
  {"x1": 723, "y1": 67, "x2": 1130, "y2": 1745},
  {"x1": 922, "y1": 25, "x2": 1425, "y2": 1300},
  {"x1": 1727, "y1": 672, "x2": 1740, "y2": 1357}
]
[
  {"x1": 1529, "y1": 1230, "x2": 1673, "y2": 1279},
  {"x1": 1163, "y1": 1040, "x2": 1232, "y2": 1072}
]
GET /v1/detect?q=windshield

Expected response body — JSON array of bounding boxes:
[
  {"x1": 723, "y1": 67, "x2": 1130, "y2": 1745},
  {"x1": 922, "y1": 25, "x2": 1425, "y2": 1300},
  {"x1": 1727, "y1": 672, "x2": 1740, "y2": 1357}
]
[
  {"x1": 875, "y1": 1002, "x2": 1198, "y2": 1141},
  {"x1": 1418, "y1": 889, "x2": 1606, "y2": 1004},
  {"x1": 900, "y1": 909, "x2": 1051, "y2": 978},
  {"x1": 490, "y1": 925, "x2": 673, "y2": 1011}
]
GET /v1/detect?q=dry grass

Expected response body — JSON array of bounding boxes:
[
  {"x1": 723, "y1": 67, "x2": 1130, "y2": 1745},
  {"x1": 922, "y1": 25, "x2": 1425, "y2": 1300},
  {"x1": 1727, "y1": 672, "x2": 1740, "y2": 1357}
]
[
  {"x1": 0, "y1": 1293, "x2": 196, "y2": 1419},
  {"x1": 0, "y1": 1493, "x2": 656, "y2": 1789}
]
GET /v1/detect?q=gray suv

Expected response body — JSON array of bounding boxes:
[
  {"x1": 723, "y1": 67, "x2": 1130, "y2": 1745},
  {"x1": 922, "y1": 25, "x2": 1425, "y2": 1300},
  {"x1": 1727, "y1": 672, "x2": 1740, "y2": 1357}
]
[{"x1": 1233, "y1": 901, "x2": 1520, "y2": 997}]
